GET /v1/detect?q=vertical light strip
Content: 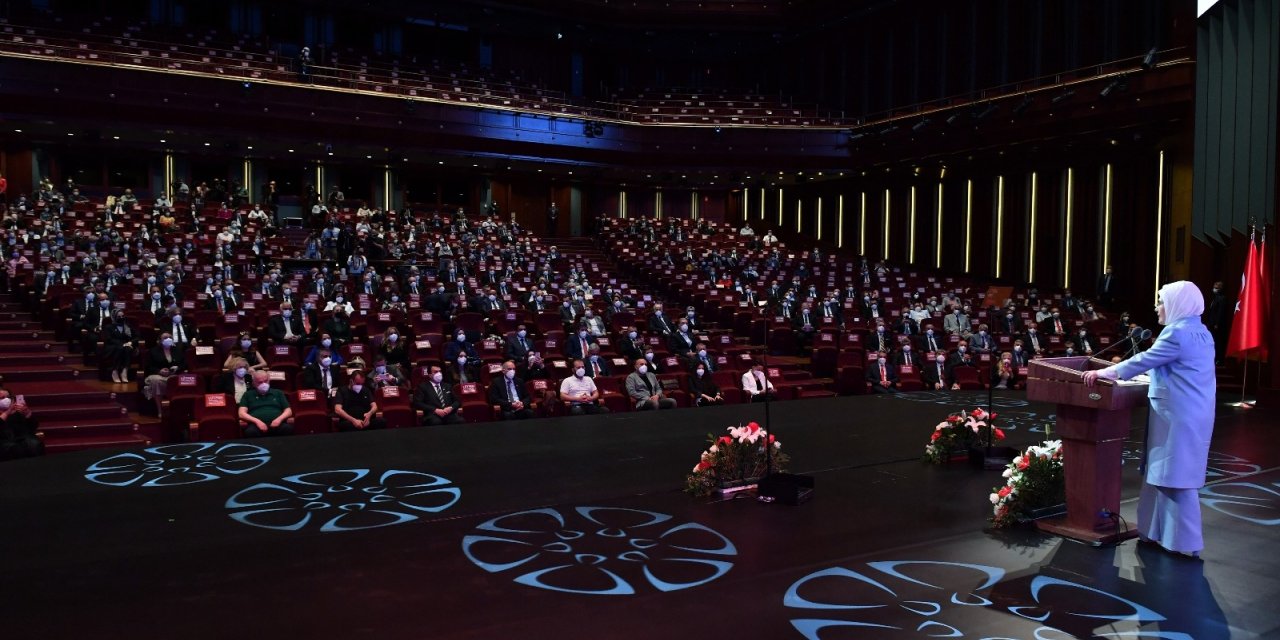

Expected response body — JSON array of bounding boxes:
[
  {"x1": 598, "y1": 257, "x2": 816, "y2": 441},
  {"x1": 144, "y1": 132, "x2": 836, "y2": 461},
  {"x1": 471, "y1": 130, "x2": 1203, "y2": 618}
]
[
  {"x1": 995, "y1": 175, "x2": 1005, "y2": 278},
  {"x1": 816, "y1": 197, "x2": 824, "y2": 240},
  {"x1": 908, "y1": 186, "x2": 917, "y2": 264},
  {"x1": 383, "y1": 168, "x2": 392, "y2": 210},
  {"x1": 164, "y1": 154, "x2": 174, "y2": 199},
  {"x1": 656, "y1": 190, "x2": 663, "y2": 220},
  {"x1": 1103, "y1": 163, "x2": 1113, "y2": 271},
  {"x1": 859, "y1": 192, "x2": 867, "y2": 255},
  {"x1": 796, "y1": 200, "x2": 803, "y2": 233},
  {"x1": 1153, "y1": 151, "x2": 1165, "y2": 303},
  {"x1": 1029, "y1": 172, "x2": 1038, "y2": 282},
  {"x1": 742, "y1": 188, "x2": 749, "y2": 221},
  {"x1": 964, "y1": 179, "x2": 973, "y2": 273},
  {"x1": 620, "y1": 190, "x2": 627, "y2": 218},
  {"x1": 882, "y1": 189, "x2": 891, "y2": 259},
  {"x1": 935, "y1": 183, "x2": 944, "y2": 268},
  {"x1": 837, "y1": 195, "x2": 845, "y2": 248},
  {"x1": 691, "y1": 191, "x2": 698, "y2": 220},
  {"x1": 242, "y1": 159, "x2": 252, "y2": 203},
  {"x1": 759, "y1": 187, "x2": 766, "y2": 220},
  {"x1": 778, "y1": 188, "x2": 784, "y2": 226},
  {"x1": 1064, "y1": 168, "x2": 1074, "y2": 288},
  {"x1": 316, "y1": 165, "x2": 324, "y2": 203}
]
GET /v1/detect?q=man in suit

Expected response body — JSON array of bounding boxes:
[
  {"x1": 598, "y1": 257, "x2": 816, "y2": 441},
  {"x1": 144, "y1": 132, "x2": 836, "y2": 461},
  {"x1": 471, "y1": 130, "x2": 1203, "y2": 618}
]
[
  {"x1": 446, "y1": 353, "x2": 482, "y2": 385},
  {"x1": 267, "y1": 303, "x2": 306, "y2": 345},
  {"x1": 582, "y1": 309, "x2": 608, "y2": 337},
  {"x1": 79, "y1": 293, "x2": 115, "y2": 357},
  {"x1": 865, "y1": 350, "x2": 900, "y2": 393},
  {"x1": 206, "y1": 288, "x2": 238, "y2": 315},
  {"x1": 489, "y1": 360, "x2": 535, "y2": 420},
  {"x1": 686, "y1": 343, "x2": 717, "y2": 373},
  {"x1": 793, "y1": 302, "x2": 817, "y2": 352},
  {"x1": 819, "y1": 297, "x2": 843, "y2": 325},
  {"x1": 504, "y1": 325, "x2": 534, "y2": 362},
  {"x1": 943, "y1": 307, "x2": 970, "y2": 336},
  {"x1": 921, "y1": 352, "x2": 952, "y2": 391},
  {"x1": 625, "y1": 358, "x2": 676, "y2": 410},
  {"x1": 667, "y1": 321, "x2": 697, "y2": 357},
  {"x1": 565, "y1": 329, "x2": 597, "y2": 362},
  {"x1": 1010, "y1": 340, "x2": 1030, "y2": 368},
  {"x1": 918, "y1": 325, "x2": 945, "y2": 354},
  {"x1": 584, "y1": 345, "x2": 611, "y2": 378},
  {"x1": 868, "y1": 323, "x2": 894, "y2": 354},
  {"x1": 1022, "y1": 326, "x2": 1047, "y2": 357},
  {"x1": 1205, "y1": 281, "x2": 1229, "y2": 362},
  {"x1": 969, "y1": 325, "x2": 996, "y2": 354},
  {"x1": 156, "y1": 308, "x2": 198, "y2": 348},
  {"x1": 895, "y1": 312, "x2": 918, "y2": 337},
  {"x1": 300, "y1": 350, "x2": 346, "y2": 398},
  {"x1": 1074, "y1": 328, "x2": 1099, "y2": 356},
  {"x1": 997, "y1": 310, "x2": 1021, "y2": 335},
  {"x1": 893, "y1": 344, "x2": 923, "y2": 369},
  {"x1": 947, "y1": 341, "x2": 977, "y2": 383},
  {"x1": 1040, "y1": 308, "x2": 1068, "y2": 335},
  {"x1": 648, "y1": 304, "x2": 674, "y2": 337},
  {"x1": 413, "y1": 365, "x2": 464, "y2": 425},
  {"x1": 1096, "y1": 265, "x2": 1116, "y2": 306},
  {"x1": 620, "y1": 329, "x2": 647, "y2": 363},
  {"x1": 559, "y1": 299, "x2": 579, "y2": 328}
]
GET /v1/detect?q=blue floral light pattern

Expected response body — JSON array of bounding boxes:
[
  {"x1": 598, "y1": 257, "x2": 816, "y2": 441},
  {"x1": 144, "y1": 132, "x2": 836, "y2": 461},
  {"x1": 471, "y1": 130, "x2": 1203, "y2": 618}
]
[
  {"x1": 1199, "y1": 480, "x2": 1280, "y2": 527},
  {"x1": 84, "y1": 442, "x2": 271, "y2": 487},
  {"x1": 462, "y1": 506, "x2": 737, "y2": 596},
  {"x1": 225, "y1": 469, "x2": 461, "y2": 532},
  {"x1": 784, "y1": 560, "x2": 1190, "y2": 640}
]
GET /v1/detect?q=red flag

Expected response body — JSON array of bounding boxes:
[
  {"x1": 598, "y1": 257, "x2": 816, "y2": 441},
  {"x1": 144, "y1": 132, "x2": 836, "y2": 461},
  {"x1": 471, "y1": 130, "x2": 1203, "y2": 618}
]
[{"x1": 1226, "y1": 230, "x2": 1267, "y2": 359}]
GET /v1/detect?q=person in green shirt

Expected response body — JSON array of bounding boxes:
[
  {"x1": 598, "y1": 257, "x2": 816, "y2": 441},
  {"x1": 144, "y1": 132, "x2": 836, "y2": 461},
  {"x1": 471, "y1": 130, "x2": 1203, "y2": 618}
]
[{"x1": 238, "y1": 370, "x2": 294, "y2": 436}]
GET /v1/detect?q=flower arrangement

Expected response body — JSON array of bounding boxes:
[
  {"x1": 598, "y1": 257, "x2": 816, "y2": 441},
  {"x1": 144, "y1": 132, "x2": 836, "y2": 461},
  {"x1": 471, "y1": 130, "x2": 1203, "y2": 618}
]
[
  {"x1": 989, "y1": 437, "x2": 1065, "y2": 528},
  {"x1": 923, "y1": 408, "x2": 1006, "y2": 464},
  {"x1": 685, "y1": 422, "x2": 788, "y2": 497}
]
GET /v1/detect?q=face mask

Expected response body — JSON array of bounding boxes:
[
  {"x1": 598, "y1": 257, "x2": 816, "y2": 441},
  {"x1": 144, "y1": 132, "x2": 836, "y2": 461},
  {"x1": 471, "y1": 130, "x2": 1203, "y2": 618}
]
[
  {"x1": 637, "y1": 365, "x2": 648, "y2": 375},
  {"x1": 1053, "y1": 313, "x2": 1060, "y2": 318},
  {"x1": 645, "y1": 352, "x2": 654, "y2": 361},
  {"x1": 351, "y1": 384, "x2": 363, "y2": 393},
  {"x1": 0, "y1": 398, "x2": 13, "y2": 410},
  {"x1": 321, "y1": 357, "x2": 332, "y2": 367},
  {"x1": 152, "y1": 293, "x2": 161, "y2": 300},
  {"x1": 431, "y1": 372, "x2": 444, "y2": 384},
  {"x1": 1006, "y1": 314, "x2": 1013, "y2": 319},
  {"x1": 1014, "y1": 346, "x2": 1022, "y2": 352},
  {"x1": 517, "y1": 330, "x2": 527, "y2": 338},
  {"x1": 878, "y1": 358, "x2": 887, "y2": 364},
  {"x1": 654, "y1": 310, "x2": 662, "y2": 317},
  {"x1": 234, "y1": 367, "x2": 248, "y2": 378},
  {"x1": 564, "y1": 302, "x2": 571, "y2": 308},
  {"x1": 903, "y1": 346, "x2": 911, "y2": 352},
  {"x1": 172, "y1": 314, "x2": 183, "y2": 324},
  {"x1": 926, "y1": 330, "x2": 934, "y2": 336},
  {"x1": 575, "y1": 367, "x2": 586, "y2": 378},
  {"x1": 1066, "y1": 348, "x2": 1075, "y2": 355},
  {"x1": 679, "y1": 325, "x2": 689, "y2": 332},
  {"x1": 335, "y1": 297, "x2": 344, "y2": 304},
  {"x1": 388, "y1": 334, "x2": 399, "y2": 343},
  {"x1": 979, "y1": 331, "x2": 987, "y2": 336},
  {"x1": 240, "y1": 339, "x2": 253, "y2": 350},
  {"x1": 579, "y1": 331, "x2": 588, "y2": 339},
  {"x1": 321, "y1": 338, "x2": 332, "y2": 348},
  {"x1": 257, "y1": 383, "x2": 271, "y2": 393},
  {"x1": 283, "y1": 289, "x2": 292, "y2": 296},
  {"x1": 1080, "y1": 331, "x2": 1087, "y2": 336},
  {"x1": 391, "y1": 296, "x2": 400, "y2": 303},
  {"x1": 958, "y1": 347, "x2": 967, "y2": 353},
  {"x1": 457, "y1": 356, "x2": 468, "y2": 366},
  {"x1": 99, "y1": 300, "x2": 110, "y2": 308},
  {"x1": 696, "y1": 369, "x2": 705, "y2": 377},
  {"x1": 504, "y1": 369, "x2": 516, "y2": 380},
  {"x1": 456, "y1": 334, "x2": 466, "y2": 343},
  {"x1": 161, "y1": 338, "x2": 175, "y2": 348}
]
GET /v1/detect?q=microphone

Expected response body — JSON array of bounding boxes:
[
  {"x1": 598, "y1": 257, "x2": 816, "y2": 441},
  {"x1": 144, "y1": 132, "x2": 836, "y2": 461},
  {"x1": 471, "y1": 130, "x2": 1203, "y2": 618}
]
[{"x1": 1088, "y1": 328, "x2": 1142, "y2": 364}]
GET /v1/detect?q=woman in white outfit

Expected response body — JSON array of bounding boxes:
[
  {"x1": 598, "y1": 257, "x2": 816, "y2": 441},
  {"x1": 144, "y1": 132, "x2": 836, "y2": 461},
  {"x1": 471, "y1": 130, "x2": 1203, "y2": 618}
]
[{"x1": 1083, "y1": 281, "x2": 1216, "y2": 558}]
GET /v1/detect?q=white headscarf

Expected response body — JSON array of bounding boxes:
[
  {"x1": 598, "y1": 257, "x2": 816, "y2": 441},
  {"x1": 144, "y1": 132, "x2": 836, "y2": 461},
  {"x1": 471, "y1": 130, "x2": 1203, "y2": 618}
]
[{"x1": 1158, "y1": 280, "x2": 1204, "y2": 325}]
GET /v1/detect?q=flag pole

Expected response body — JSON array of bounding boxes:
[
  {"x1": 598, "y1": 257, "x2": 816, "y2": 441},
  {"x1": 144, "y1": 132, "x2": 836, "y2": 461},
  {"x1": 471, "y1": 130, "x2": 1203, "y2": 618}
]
[{"x1": 1235, "y1": 354, "x2": 1250, "y2": 408}]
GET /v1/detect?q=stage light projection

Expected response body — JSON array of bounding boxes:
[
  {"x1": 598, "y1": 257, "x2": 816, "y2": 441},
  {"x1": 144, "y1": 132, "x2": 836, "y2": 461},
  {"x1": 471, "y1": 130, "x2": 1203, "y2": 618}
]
[
  {"x1": 1200, "y1": 480, "x2": 1280, "y2": 526},
  {"x1": 225, "y1": 469, "x2": 460, "y2": 533},
  {"x1": 84, "y1": 442, "x2": 271, "y2": 487},
  {"x1": 462, "y1": 506, "x2": 737, "y2": 596},
  {"x1": 783, "y1": 560, "x2": 1190, "y2": 640}
]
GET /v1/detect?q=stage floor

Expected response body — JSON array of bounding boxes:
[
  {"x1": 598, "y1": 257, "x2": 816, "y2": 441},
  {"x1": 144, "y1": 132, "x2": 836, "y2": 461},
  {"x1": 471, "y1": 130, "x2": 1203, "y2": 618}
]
[{"x1": 2, "y1": 391, "x2": 1277, "y2": 639}]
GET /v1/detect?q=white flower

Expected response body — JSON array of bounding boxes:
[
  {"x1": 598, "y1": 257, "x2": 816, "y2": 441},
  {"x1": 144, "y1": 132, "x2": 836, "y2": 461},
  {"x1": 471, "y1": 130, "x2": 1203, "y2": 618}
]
[
  {"x1": 935, "y1": 422, "x2": 949, "y2": 431},
  {"x1": 1002, "y1": 468, "x2": 1013, "y2": 478},
  {"x1": 692, "y1": 464, "x2": 701, "y2": 473},
  {"x1": 773, "y1": 442, "x2": 782, "y2": 449},
  {"x1": 709, "y1": 445, "x2": 719, "y2": 453},
  {"x1": 989, "y1": 492, "x2": 1000, "y2": 504}
]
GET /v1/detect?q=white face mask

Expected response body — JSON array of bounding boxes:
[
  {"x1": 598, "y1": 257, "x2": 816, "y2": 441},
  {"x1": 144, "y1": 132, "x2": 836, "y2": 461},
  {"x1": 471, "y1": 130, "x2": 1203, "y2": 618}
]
[
  {"x1": 695, "y1": 369, "x2": 705, "y2": 377},
  {"x1": 388, "y1": 334, "x2": 399, "y2": 343},
  {"x1": 351, "y1": 384, "x2": 363, "y2": 393},
  {"x1": 431, "y1": 372, "x2": 444, "y2": 384},
  {"x1": 235, "y1": 367, "x2": 247, "y2": 378},
  {"x1": 575, "y1": 368, "x2": 586, "y2": 378},
  {"x1": 321, "y1": 339, "x2": 332, "y2": 347},
  {"x1": 0, "y1": 398, "x2": 11, "y2": 410},
  {"x1": 321, "y1": 357, "x2": 332, "y2": 367},
  {"x1": 638, "y1": 365, "x2": 648, "y2": 375},
  {"x1": 504, "y1": 369, "x2": 516, "y2": 379},
  {"x1": 256, "y1": 382, "x2": 271, "y2": 393}
]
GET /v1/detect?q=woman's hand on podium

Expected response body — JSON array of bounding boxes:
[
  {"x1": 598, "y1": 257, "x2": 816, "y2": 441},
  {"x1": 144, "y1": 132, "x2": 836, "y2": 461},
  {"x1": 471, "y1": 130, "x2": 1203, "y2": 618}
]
[{"x1": 1082, "y1": 368, "x2": 1118, "y2": 387}]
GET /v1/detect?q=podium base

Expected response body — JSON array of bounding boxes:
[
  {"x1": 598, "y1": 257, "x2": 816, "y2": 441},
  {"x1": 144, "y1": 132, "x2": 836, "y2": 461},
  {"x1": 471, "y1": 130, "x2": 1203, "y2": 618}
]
[{"x1": 1036, "y1": 516, "x2": 1138, "y2": 546}]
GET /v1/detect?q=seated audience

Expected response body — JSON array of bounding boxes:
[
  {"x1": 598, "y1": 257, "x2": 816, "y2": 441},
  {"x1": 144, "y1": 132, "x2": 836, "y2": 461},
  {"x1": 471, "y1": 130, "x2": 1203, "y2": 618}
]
[
  {"x1": 559, "y1": 359, "x2": 608, "y2": 415},
  {"x1": 689, "y1": 363, "x2": 723, "y2": 406},
  {"x1": 0, "y1": 390, "x2": 42, "y2": 459},
  {"x1": 238, "y1": 370, "x2": 294, "y2": 437},
  {"x1": 489, "y1": 360, "x2": 535, "y2": 420},
  {"x1": 741, "y1": 361, "x2": 776, "y2": 402},
  {"x1": 865, "y1": 350, "x2": 900, "y2": 394},
  {"x1": 412, "y1": 365, "x2": 464, "y2": 425},
  {"x1": 625, "y1": 358, "x2": 676, "y2": 411},
  {"x1": 333, "y1": 371, "x2": 385, "y2": 432}
]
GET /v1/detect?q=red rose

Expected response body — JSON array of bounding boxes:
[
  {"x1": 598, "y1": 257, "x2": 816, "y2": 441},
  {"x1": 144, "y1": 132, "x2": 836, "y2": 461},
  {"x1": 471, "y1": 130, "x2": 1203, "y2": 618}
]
[
  {"x1": 1017, "y1": 458, "x2": 1030, "y2": 470},
  {"x1": 998, "y1": 486, "x2": 1012, "y2": 498},
  {"x1": 990, "y1": 413, "x2": 998, "y2": 420},
  {"x1": 748, "y1": 422, "x2": 760, "y2": 433},
  {"x1": 696, "y1": 460, "x2": 713, "y2": 471},
  {"x1": 930, "y1": 431, "x2": 941, "y2": 442},
  {"x1": 994, "y1": 428, "x2": 1006, "y2": 440},
  {"x1": 971, "y1": 409, "x2": 984, "y2": 417},
  {"x1": 718, "y1": 436, "x2": 733, "y2": 445},
  {"x1": 767, "y1": 434, "x2": 776, "y2": 443}
]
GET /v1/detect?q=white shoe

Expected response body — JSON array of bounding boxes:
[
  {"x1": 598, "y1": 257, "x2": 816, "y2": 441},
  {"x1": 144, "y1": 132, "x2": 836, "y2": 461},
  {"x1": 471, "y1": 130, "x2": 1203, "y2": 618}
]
[
  {"x1": 119, "y1": 369, "x2": 130, "y2": 383},
  {"x1": 111, "y1": 370, "x2": 121, "y2": 383}
]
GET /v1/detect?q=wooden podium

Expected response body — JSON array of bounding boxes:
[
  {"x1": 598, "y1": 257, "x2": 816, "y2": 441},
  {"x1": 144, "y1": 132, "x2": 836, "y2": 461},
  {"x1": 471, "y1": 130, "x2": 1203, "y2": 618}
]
[{"x1": 1027, "y1": 357, "x2": 1149, "y2": 545}]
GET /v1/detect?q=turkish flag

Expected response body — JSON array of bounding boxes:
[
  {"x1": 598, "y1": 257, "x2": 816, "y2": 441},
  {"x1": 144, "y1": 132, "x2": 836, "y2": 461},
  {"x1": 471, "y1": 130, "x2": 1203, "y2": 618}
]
[{"x1": 1226, "y1": 231, "x2": 1268, "y2": 360}]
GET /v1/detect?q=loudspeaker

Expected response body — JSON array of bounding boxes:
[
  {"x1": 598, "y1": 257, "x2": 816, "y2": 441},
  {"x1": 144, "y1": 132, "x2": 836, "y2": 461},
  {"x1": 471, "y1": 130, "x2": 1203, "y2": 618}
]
[{"x1": 757, "y1": 473, "x2": 814, "y2": 505}]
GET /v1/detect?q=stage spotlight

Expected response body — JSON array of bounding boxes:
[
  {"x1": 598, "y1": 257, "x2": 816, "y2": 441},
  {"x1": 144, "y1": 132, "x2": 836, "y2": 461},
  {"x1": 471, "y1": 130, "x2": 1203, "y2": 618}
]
[
  {"x1": 879, "y1": 124, "x2": 899, "y2": 136},
  {"x1": 974, "y1": 104, "x2": 998, "y2": 120},
  {"x1": 1141, "y1": 46, "x2": 1158, "y2": 70},
  {"x1": 944, "y1": 112, "x2": 961, "y2": 125},
  {"x1": 1051, "y1": 89, "x2": 1076, "y2": 104},
  {"x1": 911, "y1": 118, "x2": 930, "y2": 132},
  {"x1": 1100, "y1": 77, "x2": 1127, "y2": 98},
  {"x1": 1012, "y1": 96, "x2": 1033, "y2": 117},
  {"x1": 848, "y1": 132, "x2": 867, "y2": 142}
]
